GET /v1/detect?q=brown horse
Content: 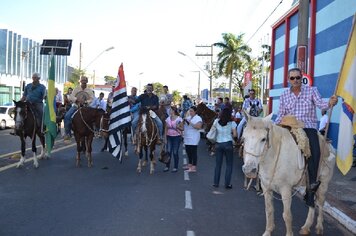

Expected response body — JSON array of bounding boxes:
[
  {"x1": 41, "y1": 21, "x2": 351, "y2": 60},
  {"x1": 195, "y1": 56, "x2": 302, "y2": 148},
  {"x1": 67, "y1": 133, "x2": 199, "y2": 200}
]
[
  {"x1": 196, "y1": 102, "x2": 218, "y2": 154},
  {"x1": 71, "y1": 107, "x2": 106, "y2": 167},
  {"x1": 135, "y1": 107, "x2": 160, "y2": 174},
  {"x1": 13, "y1": 101, "x2": 48, "y2": 168}
]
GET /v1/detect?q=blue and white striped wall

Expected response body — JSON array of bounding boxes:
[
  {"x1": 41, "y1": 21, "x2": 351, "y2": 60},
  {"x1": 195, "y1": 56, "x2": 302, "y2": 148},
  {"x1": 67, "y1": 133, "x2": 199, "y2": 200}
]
[{"x1": 269, "y1": 0, "x2": 356, "y2": 148}]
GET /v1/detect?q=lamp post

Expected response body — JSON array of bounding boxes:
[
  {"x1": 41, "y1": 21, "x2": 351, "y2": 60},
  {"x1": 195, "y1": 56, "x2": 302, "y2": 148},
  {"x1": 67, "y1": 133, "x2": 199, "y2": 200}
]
[
  {"x1": 83, "y1": 46, "x2": 114, "y2": 72},
  {"x1": 20, "y1": 45, "x2": 41, "y2": 91}
]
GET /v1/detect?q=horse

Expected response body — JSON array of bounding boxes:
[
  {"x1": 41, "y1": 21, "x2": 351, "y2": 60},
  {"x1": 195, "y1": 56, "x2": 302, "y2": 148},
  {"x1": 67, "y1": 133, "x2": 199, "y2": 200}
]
[
  {"x1": 56, "y1": 106, "x2": 66, "y2": 135},
  {"x1": 135, "y1": 107, "x2": 159, "y2": 174},
  {"x1": 241, "y1": 113, "x2": 335, "y2": 236},
  {"x1": 13, "y1": 101, "x2": 48, "y2": 168},
  {"x1": 196, "y1": 102, "x2": 218, "y2": 154},
  {"x1": 71, "y1": 107, "x2": 106, "y2": 167}
]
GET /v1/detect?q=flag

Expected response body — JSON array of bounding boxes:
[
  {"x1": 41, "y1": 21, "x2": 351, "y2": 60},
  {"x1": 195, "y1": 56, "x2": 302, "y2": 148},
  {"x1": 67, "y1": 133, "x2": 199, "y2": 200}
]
[
  {"x1": 335, "y1": 14, "x2": 356, "y2": 175},
  {"x1": 108, "y1": 63, "x2": 131, "y2": 161},
  {"x1": 44, "y1": 56, "x2": 58, "y2": 154}
]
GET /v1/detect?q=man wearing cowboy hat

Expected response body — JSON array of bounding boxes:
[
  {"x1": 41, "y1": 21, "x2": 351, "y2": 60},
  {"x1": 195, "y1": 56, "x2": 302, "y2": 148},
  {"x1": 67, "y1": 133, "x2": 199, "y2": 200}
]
[{"x1": 275, "y1": 67, "x2": 338, "y2": 208}]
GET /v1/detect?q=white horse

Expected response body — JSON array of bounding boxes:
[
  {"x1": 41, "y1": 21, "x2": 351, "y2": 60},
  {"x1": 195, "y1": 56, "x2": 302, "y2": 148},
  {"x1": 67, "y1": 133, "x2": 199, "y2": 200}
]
[{"x1": 242, "y1": 114, "x2": 335, "y2": 236}]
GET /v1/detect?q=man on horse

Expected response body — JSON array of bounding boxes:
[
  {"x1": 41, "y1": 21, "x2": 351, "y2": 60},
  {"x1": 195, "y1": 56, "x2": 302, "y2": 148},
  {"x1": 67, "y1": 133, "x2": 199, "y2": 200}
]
[
  {"x1": 181, "y1": 95, "x2": 192, "y2": 118},
  {"x1": 132, "y1": 83, "x2": 163, "y2": 144},
  {"x1": 63, "y1": 76, "x2": 94, "y2": 141},
  {"x1": 237, "y1": 89, "x2": 263, "y2": 139},
  {"x1": 275, "y1": 67, "x2": 338, "y2": 207},
  {"x1": 11, "y1": 72, "x2": 46, "y2": 135},
  {"x1": 128, "y1": 87, "x2": 140, "y2": 121}
]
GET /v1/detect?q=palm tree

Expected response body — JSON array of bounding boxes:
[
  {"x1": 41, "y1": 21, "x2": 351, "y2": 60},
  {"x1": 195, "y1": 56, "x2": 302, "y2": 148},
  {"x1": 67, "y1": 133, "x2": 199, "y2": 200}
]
[{"x1": 214, "y1": 33, "x2": 251, "y2": 98}]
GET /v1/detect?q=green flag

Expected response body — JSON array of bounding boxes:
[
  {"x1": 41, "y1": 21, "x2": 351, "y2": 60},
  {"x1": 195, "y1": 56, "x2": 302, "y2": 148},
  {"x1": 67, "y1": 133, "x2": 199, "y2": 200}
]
[{"x1": 44, "y1": 56, "x2": 57, "y2": 154}]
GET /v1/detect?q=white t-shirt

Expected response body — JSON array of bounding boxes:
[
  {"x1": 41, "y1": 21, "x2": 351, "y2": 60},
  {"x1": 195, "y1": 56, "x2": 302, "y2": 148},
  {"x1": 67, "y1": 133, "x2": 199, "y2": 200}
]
[
  {"x1": 183, "y1": 114, "x2": 202, "y2": 145},
  {"x1": 319, "y1": 114, "x2": 328, "y2": 131}
]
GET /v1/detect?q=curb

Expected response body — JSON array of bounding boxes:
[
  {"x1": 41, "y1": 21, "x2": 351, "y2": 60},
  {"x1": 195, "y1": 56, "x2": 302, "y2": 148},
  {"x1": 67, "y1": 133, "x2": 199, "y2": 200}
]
[{"x1": 324, "y1": 201, "x2": 356, "y2": 234}]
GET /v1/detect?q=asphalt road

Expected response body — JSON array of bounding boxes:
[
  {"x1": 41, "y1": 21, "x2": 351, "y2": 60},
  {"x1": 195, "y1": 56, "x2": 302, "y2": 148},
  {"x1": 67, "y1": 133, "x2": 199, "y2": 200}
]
[{"x1": 0, "y1": 130, "x2": 353, "y2": 236}]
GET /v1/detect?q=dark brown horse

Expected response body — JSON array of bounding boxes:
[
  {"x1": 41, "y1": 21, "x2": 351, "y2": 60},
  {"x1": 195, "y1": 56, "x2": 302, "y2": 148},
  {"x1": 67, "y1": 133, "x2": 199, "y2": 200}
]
[
  {"x1": 135, "y1": 107, "x2": 159, "y2": 174},
  {"x1": 196, "y1": 102, "x2": 218, "y2": 154},
  {"x1": 71, "y1": 107, "x2": 106, "y2": 167},
  {"x1": 13, "y1": 101, "x2": 47, "y2": 168}
]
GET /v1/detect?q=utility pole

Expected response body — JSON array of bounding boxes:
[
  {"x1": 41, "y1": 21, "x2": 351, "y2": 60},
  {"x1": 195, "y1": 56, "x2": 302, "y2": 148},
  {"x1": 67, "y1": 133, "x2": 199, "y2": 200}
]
[
  {"x1": 195, "y1": 45, "x2": 214, "y2": 101},
  {"x1": 297, "y1": 0, "x2": 309, "y2": 74},
  {"x1": 79, "y1": 43, "x2": 82, "y2": 77}
]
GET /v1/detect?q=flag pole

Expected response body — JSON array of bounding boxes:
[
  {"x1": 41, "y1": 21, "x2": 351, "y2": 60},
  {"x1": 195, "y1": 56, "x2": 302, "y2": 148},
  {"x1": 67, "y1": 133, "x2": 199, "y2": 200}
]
[{"x1": 324, "y1": 13, "x2": 356, "y2": 138}]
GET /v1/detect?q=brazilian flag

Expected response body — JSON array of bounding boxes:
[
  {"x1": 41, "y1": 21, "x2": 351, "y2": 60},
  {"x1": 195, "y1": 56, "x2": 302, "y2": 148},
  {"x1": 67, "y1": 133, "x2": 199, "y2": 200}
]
[{"x1": 44, "y1": 56, "x2": 57, "y2": 154}]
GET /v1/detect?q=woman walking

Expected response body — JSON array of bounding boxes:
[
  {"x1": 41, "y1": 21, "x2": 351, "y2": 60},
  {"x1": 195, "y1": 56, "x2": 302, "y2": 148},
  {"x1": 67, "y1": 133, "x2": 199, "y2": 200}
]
[
  {"x1": 163, "y1": 107, "x2": 184, "y2": 172},
  {"x1": 213, "y1": 108, "x2": 237, "y2": 189},
  {"x1": 183, "y1": 106, "x2": 203, "y2": 172}
]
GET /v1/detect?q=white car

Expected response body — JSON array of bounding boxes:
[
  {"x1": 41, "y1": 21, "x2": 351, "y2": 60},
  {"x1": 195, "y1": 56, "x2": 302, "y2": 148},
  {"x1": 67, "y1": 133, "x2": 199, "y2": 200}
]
[{"x1": 0, "y1": 106, "x2": 15, "y2": 129}]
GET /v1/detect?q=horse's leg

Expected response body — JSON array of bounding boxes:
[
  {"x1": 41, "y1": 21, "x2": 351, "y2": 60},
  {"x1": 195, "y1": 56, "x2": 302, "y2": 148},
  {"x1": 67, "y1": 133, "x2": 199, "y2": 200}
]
[
  {"x1": 75, "y1": 136, "x2": 81, "y2": 167},
  {"x1": 124, "y1": 131, "x2": 128, "y2": 157},
  {"x1": 280, "y1": 187, "x2": 293, "y2": 236},
  {"x1": 149, "y1": 146, "x2": 155, "y2": 175},
  {"x1": 31, "y1": 135, "x2": 39, "y2": 169},
  {"x1": 137, "y1": 146, "x2": 143, "y2": 173},
  {"x1": 142, "y1": 146, "x2": 147, "y2": 167},
  {"x1": 262, "y1": 189, "x2": 275, "y2": 236},
  {"x1": 299, "y1": 207, "x2": 315, "y2": 235},
  {"x1": 38, "y1": 132, "x2": 48, "y2": 159},
  {"x1": 87, "y1": 135, "x2": 93, "y2": 168},
  {"x1": 101, "y1": 136, "x2": 108, "y2": 152},
  {"x1": 16, "y1": 136, "x2": 26, "y2": 168}
]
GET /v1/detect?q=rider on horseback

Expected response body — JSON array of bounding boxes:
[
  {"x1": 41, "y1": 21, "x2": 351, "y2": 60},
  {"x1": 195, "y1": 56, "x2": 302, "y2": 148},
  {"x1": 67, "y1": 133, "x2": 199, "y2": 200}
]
[
  {"x1": 132, "y1": 83, "x2": 163, "y2": 145},
  {"x1": 275, "y1": 67, "x2": 338, "y2": 207},
  {"x1": 63, "y1": 76, "x2": 94, "y2": 141},
  {"x1": 11, "y1": 72, "x2": 46, "y2": 135}
]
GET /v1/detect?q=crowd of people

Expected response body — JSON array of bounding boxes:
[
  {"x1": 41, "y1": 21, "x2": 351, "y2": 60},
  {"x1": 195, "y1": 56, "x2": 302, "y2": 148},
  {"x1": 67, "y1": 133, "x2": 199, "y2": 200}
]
[{"x1": 16, "y1": 70, "x2": 353, "y2": 207}]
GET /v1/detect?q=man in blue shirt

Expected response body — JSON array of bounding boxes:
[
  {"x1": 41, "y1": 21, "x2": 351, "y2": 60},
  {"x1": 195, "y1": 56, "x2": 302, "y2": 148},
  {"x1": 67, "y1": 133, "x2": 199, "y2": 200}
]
[
  {"x1": 132, "y1": 83, "x2": 163, "y2": 144},
  {"x1": 21, "y1": 72, "x2": 46, "y2": 130},
  {"x1": 128, "y1": 87, "x2": 140, "y2": 121}
]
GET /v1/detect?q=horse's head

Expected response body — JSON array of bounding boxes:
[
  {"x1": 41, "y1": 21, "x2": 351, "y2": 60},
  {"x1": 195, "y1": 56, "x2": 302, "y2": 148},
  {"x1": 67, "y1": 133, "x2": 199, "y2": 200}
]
[
  {"x1": 139, "y1": 106, "x2": 149, "y2": 115},
  {"x1": 13, "y1": 100, "x2": 28, "y2": 130},
  {"x1": 241, "y1": 113, "x2": 273, "y2": 178}
]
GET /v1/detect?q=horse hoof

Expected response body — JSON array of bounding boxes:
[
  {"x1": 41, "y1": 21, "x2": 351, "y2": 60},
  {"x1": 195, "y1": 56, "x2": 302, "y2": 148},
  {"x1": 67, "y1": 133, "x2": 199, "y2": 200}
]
[
  {"x1": 142, "y1": 161, "x2": 147, "y2": 167},
  {"x1": 315, "y1": 228, "x2": 323, "y2": 235},
  {"x1": 33, "y1": 163, "x2": 39, "y2": 169},
  {"x1": 124, "y1": 151, "x2": 128, "y2": 157},
  {"x1": 16, "y1": 164, "x2": 23, "y2": 169},
  {"x1": 136, "y1": 168, "x2": 141, "y2": 173},
  {"x1": 299, "y1": 227, "x2": 310, "y2": 235}
]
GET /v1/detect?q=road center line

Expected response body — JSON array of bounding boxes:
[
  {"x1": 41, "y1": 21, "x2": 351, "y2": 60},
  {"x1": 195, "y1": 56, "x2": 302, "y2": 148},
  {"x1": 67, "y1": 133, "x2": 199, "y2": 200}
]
[
  {"x1": 185, "y1": 190, "x2": 192, "y2": 209},
  {"x1": 187, "y1": 231, "x2": 195, "y2": 236},
  {"x1": 184, "y1": 171, "x2": 190, "y2": 181},
  {"x1": 183, "y1": 158, "x2": 187, "y2": 165},
  {"x1": 0, "y1": 142, "x2": 76, "y2": 172}
]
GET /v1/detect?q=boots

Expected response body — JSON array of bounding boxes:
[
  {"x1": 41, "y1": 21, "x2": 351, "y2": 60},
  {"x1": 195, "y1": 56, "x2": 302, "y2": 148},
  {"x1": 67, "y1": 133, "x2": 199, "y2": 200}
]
[{"x1": 304, "y1": 180, "x2": 321, "y2": 208}]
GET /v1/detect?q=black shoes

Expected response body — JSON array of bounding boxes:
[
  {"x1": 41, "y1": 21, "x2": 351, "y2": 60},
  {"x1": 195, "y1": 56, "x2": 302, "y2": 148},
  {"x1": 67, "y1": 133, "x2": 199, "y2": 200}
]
[
  {"x1": 212, "y1": 184, "x2": 219, "y2": 188},
  {"x1": 304, "y1": 190, "x2": 315, "y2": 208},
  {"x1": 225, "y1": 185, "x2": 233, "y2": 189}
]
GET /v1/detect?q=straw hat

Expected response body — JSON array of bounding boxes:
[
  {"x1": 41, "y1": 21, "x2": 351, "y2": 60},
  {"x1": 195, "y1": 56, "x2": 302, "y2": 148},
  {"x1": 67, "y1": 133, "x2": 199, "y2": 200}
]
[{"x1": 279, "y1": 115, "x2": 304, "y2": 128}]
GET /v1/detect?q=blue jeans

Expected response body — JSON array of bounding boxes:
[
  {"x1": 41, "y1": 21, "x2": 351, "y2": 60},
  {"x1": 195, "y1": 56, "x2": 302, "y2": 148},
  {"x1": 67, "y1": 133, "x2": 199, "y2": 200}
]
[
  {"x1": 64, "y1": 105, "x2": 78, "y2": 136},
  {"x1": 166, "y1": 135, "x2": 181, "y2": 169},
  {"x1": 214, "y1": 141, "x2": 234, "y2": 186},
  {"x1": 132, "y1": 113, "x2": 163, "y2": 137}
]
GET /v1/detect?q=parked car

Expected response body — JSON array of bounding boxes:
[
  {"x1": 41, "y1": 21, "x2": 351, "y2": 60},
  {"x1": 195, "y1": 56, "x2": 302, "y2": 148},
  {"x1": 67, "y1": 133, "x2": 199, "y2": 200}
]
[{"x1": 0, "y1": 106, "x2": 15, "y2": 129}]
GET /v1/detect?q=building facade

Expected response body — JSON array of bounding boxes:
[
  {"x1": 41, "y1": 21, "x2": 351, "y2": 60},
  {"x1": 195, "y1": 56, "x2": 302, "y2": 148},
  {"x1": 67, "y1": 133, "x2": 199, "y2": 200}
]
[
  {"x1": 0, "y1": 28, "x2": 68, "y2": 105},
  {"x1": 269, "y1": 0, "x2": 356, "y2": 148}
]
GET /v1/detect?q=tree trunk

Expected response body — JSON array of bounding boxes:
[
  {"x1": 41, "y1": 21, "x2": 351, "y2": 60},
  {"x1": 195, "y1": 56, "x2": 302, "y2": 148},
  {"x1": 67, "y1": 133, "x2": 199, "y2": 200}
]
[{"x1": 228, "y1": 74, "x2": 233, "y2": 99}]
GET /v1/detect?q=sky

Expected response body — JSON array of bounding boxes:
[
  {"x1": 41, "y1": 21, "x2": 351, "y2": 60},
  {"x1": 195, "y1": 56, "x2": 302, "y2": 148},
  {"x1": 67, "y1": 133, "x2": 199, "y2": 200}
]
[{"x1": 1, "y1": 0, "x2": 294, "y2": 94}]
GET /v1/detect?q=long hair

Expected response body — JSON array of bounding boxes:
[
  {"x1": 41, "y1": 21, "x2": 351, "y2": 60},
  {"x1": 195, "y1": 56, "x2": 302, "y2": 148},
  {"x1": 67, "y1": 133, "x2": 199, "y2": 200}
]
[{"x1": 218, "y1": 108, "x2": 232, "y2": 126}]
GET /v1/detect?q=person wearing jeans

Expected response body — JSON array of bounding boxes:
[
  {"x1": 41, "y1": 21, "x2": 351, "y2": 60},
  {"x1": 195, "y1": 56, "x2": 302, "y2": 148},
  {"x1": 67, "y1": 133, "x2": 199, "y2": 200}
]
[
  {"x1": 213, "y1": 108, "x2": 237, "y2": 189},
  {"x1": 163, "y1": 107, "x2": 184, "y2": 172},
  {"x1": 183, "y1": 106, "x2": 203, "y2": 172}
]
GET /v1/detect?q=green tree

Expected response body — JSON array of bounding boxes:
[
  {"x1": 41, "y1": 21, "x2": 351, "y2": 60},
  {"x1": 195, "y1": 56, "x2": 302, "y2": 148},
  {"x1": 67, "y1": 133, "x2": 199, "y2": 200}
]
[
  {"x1": 104, "y1": 75, "x2": 116, "y2": 85},
  {"x1": 214, "y1": 33, "x2": 251, "y2": 99},
  {"x1": 68, "y1": 68, "x2": 85, "y2": 86},
  {"x1": 171, "y1": 90, "x2": 181, "y2": 105}
]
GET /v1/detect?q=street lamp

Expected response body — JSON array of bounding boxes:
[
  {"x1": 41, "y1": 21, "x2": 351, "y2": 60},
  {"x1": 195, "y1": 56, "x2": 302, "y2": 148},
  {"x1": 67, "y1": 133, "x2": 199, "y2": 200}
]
[{"x1": 83, "y1": 46, "x2": 114, "y2": 71}]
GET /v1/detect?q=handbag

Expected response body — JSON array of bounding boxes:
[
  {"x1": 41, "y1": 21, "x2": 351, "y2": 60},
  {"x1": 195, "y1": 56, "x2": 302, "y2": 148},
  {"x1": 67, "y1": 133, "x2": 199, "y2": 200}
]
[
  {"x1": 206, "y1": 119, "x2": 218, "y2": 143},
  {"x1": 159, "y1": 143, "x2": 170, "y2": 164}
]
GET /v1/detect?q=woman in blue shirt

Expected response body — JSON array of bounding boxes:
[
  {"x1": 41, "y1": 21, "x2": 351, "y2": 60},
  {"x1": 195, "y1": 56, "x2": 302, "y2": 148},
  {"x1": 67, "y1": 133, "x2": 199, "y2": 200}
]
[{"x1": 213, "y1": 108, "x2": 237, "y2": 189}]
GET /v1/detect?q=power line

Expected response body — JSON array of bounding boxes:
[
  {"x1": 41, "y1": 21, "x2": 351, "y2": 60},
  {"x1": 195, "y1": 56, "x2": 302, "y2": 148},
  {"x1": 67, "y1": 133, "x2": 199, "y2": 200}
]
[{"x1": 246, "y1": 0, "x2": 284, "y2": 44}]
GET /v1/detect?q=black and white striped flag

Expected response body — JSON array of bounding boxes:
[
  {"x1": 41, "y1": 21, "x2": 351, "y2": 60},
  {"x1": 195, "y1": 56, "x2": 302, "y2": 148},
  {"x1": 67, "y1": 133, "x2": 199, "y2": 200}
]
[{"x1": 109, "y1": 63, "x2": 131, "y2": 162}]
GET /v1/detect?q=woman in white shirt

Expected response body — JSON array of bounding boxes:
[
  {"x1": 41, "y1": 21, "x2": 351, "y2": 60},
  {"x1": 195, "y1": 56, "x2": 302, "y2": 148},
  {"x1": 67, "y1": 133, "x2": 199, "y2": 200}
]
[
  {"x1": 213, "y1": 108, "x2": 237, "y2": 189},
  {"x1": 183, "y1": 106, "x2": 203, "y2": 172}
]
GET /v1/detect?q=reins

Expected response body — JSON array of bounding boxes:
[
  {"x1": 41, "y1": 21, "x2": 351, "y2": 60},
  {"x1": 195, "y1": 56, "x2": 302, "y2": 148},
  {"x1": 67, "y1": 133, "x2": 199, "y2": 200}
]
[{"x1": 79, "y1": 108, "x2": 97, "y2": 133}]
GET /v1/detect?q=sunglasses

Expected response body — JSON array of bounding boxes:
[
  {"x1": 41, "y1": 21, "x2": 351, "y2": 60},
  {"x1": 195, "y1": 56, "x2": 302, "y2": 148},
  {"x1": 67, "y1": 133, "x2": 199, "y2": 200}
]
[{"x1": 289, "y1": 76, "x2": 301, "y2": 80}]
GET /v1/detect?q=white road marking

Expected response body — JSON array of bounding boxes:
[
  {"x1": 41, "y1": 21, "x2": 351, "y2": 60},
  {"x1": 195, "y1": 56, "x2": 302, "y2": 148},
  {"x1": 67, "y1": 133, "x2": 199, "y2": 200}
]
[
  {"x1": 0, "y1": 139, "x2": 65, "y2": 159},
  {"x1": 184, "y1": 171, "x2": 190, "y2": 181},
  {"x1": 185, "y1": 190, "x2": 192, "y2": 209},
  {"x1": 183, "y1": 158, "x2": 187, "y2": 165},
  {"x1": 0, "y1": 142, "x2": 76, "y2": 172},
  {"x1": 187, "y1": 231, "x2": 195, "y2": 236}
]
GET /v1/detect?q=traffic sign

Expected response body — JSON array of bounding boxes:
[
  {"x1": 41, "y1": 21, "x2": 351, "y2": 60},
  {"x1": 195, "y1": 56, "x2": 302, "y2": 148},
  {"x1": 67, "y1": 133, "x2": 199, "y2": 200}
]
[{"x1": 302, "y1": 73, "x2": 313, "y2": 86}]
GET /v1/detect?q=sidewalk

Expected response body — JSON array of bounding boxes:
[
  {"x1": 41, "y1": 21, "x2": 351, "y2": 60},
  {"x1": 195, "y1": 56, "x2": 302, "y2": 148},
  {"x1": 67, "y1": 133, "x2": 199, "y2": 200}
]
[{"x1": 325, "y1": 164, "x2": 356, "y2": 234}]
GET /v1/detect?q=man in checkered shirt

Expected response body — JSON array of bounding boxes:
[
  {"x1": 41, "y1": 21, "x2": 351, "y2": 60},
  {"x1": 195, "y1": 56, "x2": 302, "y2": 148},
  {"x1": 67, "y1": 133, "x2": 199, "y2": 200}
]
[{"x1": 275, "y1": 67, "x2": 338, "y2": 207}]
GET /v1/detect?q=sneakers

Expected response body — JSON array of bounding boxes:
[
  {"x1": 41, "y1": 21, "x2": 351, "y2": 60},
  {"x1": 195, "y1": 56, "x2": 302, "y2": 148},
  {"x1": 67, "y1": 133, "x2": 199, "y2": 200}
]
[
  {"x1": 183, "y1": 164, "x2": 192, "y2": 170},
  {"x1": 63, "y1": 135, "x2": 71, "y2": 143},
  {"x1": 171, "y1": 168, "x2": 178, "y2": 173},
  {"x1": 163, "y1": 167, "x2": 169, "y2": 172}
]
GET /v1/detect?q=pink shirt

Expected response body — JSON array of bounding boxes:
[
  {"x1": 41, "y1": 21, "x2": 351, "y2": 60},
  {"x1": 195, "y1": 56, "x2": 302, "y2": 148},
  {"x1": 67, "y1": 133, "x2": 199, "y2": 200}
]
[{"x1": 165, "y1": 116, "x2": 183, "y2": 137}]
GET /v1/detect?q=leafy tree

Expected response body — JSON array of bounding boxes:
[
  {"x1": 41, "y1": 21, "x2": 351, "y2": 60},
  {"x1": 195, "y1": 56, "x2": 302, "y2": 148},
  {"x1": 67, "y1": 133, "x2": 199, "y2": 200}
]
[
  {"x1": 68, "y1": 68, "x2": 85, "y2": 87},
  {"x1": 171, "y1": 90, "x2": 181, "y2": 105},
  {"x1": 214, "y1": 33, "x2": 251, "y2": 98},
  {"x1": 104, "y1": 75, "x2": 116, "y2": 85}
]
